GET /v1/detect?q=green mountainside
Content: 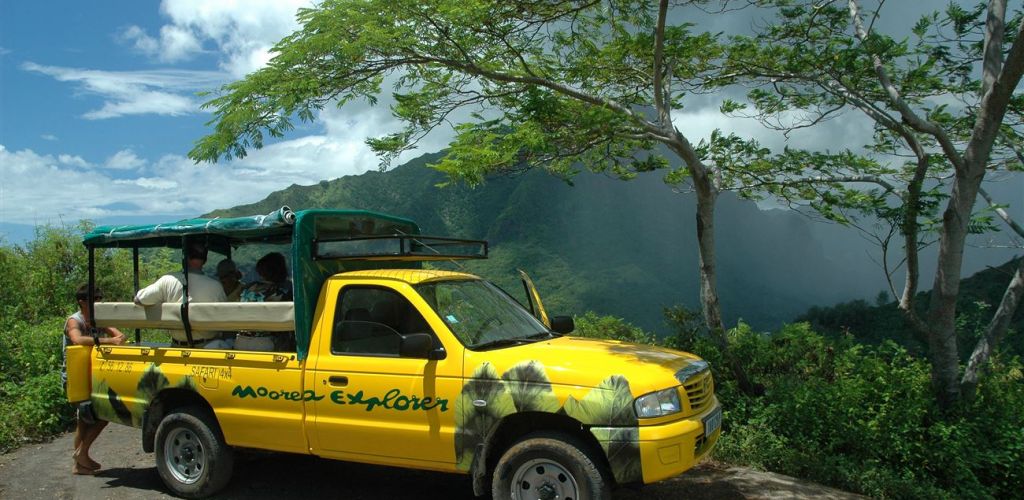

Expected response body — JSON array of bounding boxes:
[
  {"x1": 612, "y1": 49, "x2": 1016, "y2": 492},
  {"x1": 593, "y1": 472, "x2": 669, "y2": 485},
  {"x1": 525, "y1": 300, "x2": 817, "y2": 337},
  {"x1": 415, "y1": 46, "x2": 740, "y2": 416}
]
[
  {"x1": 207, "y1": 152, "x2": 900, "y2": 333},
  {"x1": 800, "y1": 257, "x2": 1024, "y2": 358}
]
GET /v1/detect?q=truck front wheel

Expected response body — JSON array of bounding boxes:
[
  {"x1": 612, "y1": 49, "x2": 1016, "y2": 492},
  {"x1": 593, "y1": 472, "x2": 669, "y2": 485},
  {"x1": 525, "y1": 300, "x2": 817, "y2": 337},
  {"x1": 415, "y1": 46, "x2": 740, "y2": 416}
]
[
  {"x1": 154, "y1": 406, "x2": 234, "y2": 498},
  {"x1": 491, "y1": 432, "x2": 610, "y2": 500}
]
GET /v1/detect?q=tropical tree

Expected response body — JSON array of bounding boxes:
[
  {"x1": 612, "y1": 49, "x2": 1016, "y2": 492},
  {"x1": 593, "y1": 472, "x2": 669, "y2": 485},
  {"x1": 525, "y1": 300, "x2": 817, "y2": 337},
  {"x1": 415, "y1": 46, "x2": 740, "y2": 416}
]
[
  {"x1": 189, "y1": 0, "x2": 761, "y2": 390},
  {"x1": 724, "y1": 0, "x2": 1024, "y2": 409}
]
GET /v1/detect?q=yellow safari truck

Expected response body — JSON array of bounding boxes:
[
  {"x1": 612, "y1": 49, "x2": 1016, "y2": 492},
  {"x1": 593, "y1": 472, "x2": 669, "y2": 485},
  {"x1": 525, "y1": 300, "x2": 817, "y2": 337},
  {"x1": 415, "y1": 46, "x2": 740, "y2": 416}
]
[{"x1": 67, "y1": 207, "x2": 721, "y2": 499}]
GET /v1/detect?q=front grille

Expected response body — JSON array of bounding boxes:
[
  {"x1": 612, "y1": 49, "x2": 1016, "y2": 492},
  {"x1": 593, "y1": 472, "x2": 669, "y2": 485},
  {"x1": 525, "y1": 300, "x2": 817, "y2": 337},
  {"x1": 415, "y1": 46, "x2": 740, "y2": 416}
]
[{"x1": 682, "y1": 371, "x2": 714, "y2": 413}]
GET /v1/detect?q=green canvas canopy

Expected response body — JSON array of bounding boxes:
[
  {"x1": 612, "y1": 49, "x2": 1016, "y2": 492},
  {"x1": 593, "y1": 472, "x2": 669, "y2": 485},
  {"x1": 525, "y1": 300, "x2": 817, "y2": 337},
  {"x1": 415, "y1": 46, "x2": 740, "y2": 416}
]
[
  {"x1": 83, "y1": 206, "x2": 299, "y2": 252},
  {"x1": 83, "y1": 207, "x2": 422, "y2": 360}
]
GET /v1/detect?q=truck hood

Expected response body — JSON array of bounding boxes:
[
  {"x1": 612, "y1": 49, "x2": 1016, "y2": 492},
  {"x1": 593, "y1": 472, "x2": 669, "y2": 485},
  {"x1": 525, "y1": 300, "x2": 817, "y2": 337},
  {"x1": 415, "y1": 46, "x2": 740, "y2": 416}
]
[{"x1": 462, "y1": 335, "x2": 708, "y2": 398}]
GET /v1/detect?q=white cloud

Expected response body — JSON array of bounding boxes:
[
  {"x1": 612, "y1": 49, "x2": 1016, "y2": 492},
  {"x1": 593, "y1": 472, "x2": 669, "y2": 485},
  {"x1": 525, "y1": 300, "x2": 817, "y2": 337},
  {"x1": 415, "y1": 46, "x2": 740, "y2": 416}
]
[
  {"x1": 0, "y1": 46, "x2": 10, "y2": 57},
  {"x1": 119, "y1": 24, "x2": 203, "y2": 62},
  {"x1": 130, "y1": 0, "x2": 314, "y2": 78},
  {"x1": 115, "y1": 177, "x2": 178, "y2": 189},
  {"x1": 105, "y1": 149, "x2": 146, "y2": 170},
  {"x1": 0, "y1": 129, "x2": 385, "y2": 225},
  {"x1": 671, "y1": 101, "x2": 876, "y2": 156},
  {"x1": 41, "y1": 134, "x2": 59, "y2": 141},
  {"x1": 119, "y1": 25, "x2": 160, "y2": 55},
  {"x1": 22, "y1": 62, "x2": 228, "y2": 119},
  {"x1": 58, "y1": 154, "x2": 90, "y2": 167}
]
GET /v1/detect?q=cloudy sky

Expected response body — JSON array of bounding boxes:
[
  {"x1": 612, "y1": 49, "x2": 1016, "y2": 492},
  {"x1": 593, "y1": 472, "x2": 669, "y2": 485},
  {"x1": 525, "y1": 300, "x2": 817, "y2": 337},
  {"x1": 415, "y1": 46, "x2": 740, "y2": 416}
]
[
  {"x1": 0, "y1": 0, "x2": 1019, "y2": 243},
  {"x1": 0, "y1": 0, "x2": 427, "y2": 236}
]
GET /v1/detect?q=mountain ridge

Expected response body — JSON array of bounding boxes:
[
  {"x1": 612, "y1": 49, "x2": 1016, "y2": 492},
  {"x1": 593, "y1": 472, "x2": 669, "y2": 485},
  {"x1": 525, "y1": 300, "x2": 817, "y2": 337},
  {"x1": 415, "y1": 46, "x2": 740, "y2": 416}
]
[{"x1": 207, "y1": 152, "x2": 1010, "y2": 333}]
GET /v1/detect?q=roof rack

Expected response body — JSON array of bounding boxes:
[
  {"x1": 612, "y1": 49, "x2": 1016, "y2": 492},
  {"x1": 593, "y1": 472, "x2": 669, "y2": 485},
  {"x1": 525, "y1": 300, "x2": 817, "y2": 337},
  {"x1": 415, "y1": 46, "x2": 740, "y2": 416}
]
[{"x1": 313, "y1": 234, "x2": 488, "y2": 261}]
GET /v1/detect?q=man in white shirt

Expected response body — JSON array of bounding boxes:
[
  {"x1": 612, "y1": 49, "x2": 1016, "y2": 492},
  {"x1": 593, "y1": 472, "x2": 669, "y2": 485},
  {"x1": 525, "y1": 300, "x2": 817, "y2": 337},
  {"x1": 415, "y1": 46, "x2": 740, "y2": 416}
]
[{"x1": 135, "y1": 241, "x2": 228, "y2": 347}]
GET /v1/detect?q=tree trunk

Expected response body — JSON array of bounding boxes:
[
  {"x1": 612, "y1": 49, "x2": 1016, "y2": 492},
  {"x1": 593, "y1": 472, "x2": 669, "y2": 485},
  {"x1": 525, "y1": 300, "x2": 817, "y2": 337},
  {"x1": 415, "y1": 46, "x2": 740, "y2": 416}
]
[
  {"x1": 692, "y1": 168, "x2": 759, "y2": 395},
  {"x1": 694, "y1": 179, "x2": 724, "y2": 333},
  {"x1": 666, "y1": 133, "x2": 757, "y2": 395},
  {"x1": 961, "y1": 258, "x2": 1024, "y2": 401},
  {"x1": 925, "y1": 173, "x2": 984, "y2": 410}
]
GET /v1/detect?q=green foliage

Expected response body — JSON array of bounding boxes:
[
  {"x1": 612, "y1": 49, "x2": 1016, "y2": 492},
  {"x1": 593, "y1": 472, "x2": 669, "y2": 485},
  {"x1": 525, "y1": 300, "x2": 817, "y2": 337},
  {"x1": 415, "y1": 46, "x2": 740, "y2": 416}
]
[
  {"x1": 0, "y1": 318, "x2": 74, "y2": 452},
  {"x1": 699, "y1": 323, "x2": 1024, "y2": 499},
  {"x1": 0, "y1": 223, "x2": 179, "y2": 324},
  {"x1": 572, "y1": 312, "x2": 656, "y2": 344},
  {"x1": 573, "y1": 311, "x2": 1024, "y2": 498},
  {"x1": 189, "y1": 0, "x2": 738, "y2": 188}
]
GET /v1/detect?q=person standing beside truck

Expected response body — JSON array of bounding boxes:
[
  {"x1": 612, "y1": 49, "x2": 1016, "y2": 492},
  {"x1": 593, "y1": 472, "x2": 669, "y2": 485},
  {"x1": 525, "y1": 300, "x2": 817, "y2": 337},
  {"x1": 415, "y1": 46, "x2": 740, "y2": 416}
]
[
  {"x1": 134, "y1": 241, "x2": 229, "y2": 347},
  {"x1": 64, "y1": 285, "x2": 125, "y2": 475}
]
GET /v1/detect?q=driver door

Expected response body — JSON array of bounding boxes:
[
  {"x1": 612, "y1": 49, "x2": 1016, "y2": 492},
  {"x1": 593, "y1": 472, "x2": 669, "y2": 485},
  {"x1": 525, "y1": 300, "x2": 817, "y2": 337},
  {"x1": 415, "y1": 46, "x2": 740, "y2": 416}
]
[{"x1": 309, "y1": 280, "x2": 462, "y2": 465}]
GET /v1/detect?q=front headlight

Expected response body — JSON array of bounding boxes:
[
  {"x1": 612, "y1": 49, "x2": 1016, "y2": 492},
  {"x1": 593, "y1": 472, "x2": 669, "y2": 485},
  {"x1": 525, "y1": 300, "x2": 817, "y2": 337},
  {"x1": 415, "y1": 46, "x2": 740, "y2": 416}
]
[{"x1": 634, "y1": 387, "x2": 681, "y2": 419}]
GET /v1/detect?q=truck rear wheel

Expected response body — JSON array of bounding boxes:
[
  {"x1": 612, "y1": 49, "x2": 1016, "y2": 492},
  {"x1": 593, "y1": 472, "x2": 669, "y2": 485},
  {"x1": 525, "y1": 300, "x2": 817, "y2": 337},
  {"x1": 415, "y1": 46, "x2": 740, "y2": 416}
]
[
  {"x1": 491, "y1": 432, "x2": 610, "y2": 500},
  {"x1": 155, "y1": 406, "x2": 234, "y2": 498}
]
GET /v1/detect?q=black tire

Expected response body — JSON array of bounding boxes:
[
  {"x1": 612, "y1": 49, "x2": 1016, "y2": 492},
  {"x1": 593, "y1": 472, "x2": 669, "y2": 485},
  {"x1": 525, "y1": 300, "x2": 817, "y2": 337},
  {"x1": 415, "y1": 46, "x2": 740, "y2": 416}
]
[
  {"x1": 491, "y1": 432, "x2": 610, "y2": 500},
  {"x1": 154, "y1": 406, "x2": 234, "y2": 498}
]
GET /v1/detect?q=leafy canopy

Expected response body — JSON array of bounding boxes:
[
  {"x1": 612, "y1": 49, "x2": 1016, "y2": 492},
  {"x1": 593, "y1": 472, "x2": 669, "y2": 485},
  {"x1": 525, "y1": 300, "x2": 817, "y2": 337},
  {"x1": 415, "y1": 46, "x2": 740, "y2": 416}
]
[{"x1": 189, "y1": 0, "x2": 730, "y2": 184}]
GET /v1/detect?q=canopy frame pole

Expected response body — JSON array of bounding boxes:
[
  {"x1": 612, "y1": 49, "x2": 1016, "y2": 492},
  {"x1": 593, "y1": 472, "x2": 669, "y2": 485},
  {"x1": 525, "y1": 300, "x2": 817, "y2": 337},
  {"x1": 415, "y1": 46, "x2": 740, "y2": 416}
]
[
  {"x1": 180, "y1": 236, "x2": 194, "y2": 347},
  {"x1": 133, "y1": 246, "x2": 141, "y2": 344},
  {"x1": 87, "y1": 246, "x2": 100, "y2": 345}
]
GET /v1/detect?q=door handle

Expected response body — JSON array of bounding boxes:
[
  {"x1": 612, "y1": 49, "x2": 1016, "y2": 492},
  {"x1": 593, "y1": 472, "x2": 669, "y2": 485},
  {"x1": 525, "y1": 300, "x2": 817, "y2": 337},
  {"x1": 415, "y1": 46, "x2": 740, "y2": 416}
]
[{"x1": 328, "y1": 375, "x2": 349, "y2": 387}]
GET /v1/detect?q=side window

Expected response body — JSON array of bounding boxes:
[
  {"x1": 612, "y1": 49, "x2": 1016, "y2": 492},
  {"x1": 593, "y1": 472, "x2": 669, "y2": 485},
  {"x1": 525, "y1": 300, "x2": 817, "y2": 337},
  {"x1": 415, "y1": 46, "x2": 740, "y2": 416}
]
[{"x1": 331, "y1": 286, "x2": 434, "y2": 357}]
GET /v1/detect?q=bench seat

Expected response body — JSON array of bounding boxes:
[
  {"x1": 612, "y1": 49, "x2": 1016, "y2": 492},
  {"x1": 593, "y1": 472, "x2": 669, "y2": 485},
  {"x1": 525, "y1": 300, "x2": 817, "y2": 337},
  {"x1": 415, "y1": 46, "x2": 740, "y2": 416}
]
[{"x1": 93, "y1": 302, "x2": 295, "y2": 332}]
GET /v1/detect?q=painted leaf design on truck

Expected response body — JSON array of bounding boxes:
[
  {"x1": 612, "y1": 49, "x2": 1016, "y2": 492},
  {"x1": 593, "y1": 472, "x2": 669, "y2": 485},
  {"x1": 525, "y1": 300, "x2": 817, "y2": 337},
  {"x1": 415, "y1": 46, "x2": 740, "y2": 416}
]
[
  {"x1": 90, "y1": 364, "x2": 197, "y2": 427},
  {"x1": 561, "y1": 375, "x2": 636, "y2": 426},
  {"x1": 562, "y1": 375, "x2": 642, "y2": 484},
  {"x1": 500, "y1": 360, "x2": 559, "y2": 413},
  {"x1": 455, "y1": 362, "x2": 516, "y2": 470},
  {"x1": 455, "y1": 361, "x2": 642, "y2": 484}
]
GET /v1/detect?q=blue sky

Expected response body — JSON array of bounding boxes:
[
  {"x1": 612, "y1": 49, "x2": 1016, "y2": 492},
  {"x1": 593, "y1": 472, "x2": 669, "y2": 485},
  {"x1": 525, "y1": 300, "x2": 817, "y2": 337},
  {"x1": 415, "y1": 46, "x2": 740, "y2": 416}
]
[
  {"x1": 0, "y1": 0, "x2": 429, "y2": 240},
  {"x1": 0, "y1": 0, "x2": 1020, "y2": 247}
]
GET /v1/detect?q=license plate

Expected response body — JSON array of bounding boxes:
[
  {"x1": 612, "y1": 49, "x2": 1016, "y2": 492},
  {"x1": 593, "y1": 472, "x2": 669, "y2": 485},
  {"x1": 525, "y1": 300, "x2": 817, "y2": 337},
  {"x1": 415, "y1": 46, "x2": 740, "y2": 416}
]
[{"x1": 703, "y1": 406, "x2": 722, "y2": 438}]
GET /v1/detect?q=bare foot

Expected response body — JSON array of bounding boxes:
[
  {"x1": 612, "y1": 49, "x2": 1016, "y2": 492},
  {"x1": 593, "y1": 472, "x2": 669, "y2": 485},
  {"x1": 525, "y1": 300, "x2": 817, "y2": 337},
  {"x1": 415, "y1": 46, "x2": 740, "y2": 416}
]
[
  {"x1": 73, "y1": 453, "x2": 101, "y2": 470},
  {"x1": 72, "y1": 463, "x2": 96, "y2": 475}
]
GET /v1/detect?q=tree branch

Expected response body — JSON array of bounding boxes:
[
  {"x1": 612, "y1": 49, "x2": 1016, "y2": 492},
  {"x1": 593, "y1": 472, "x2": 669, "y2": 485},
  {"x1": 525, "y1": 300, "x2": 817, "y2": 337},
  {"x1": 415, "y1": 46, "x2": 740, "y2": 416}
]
[
  {"x1": 962, "y1": 8, "x2": 1024, "y2": 171},
  {"x1": 980, "y1": 0, "x2": 1007, "y2": 97},
  {"x1": 960, "y1": 256, "x2": 1024, "y2": 400},
  {"x1": 978, "y1": 186, "x2": 1024, "y2": 239},
  {"x1": 417, "y1": 55, "x2": 672, "y2": 140},
  {"x1": 847, "y1": 0, "x2": 965, "y2": 172},
  {"x1": 653, "y1": 0, "x2": 670, "y2": 128}
]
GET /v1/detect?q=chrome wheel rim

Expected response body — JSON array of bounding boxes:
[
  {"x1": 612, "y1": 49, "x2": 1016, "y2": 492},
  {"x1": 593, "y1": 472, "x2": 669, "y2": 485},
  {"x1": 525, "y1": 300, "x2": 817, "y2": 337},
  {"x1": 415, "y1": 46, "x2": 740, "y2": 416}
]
[
  {"x1": 163, "y1": 427, "x2": 205, "y2": 484},
  {"x1": 510, "y1": 458, "x2": 579, "y2": 500}
]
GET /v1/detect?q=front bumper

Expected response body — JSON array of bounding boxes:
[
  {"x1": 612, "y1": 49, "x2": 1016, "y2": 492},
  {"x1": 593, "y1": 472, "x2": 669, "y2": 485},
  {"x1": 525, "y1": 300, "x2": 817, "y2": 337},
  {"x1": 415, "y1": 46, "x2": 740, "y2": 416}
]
[
  {"x1": 637, "y1": 398, "x2": 721, "y2": 483},
  {"x1": 589, "y1": 397, "x2": 721, "y2": 485}
]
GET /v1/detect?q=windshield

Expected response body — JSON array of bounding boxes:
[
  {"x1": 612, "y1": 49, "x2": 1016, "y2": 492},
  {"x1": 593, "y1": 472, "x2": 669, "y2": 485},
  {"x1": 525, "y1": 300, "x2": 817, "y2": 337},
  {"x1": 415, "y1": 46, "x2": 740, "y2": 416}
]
[{"x1": 415, "y1": 279, "x2": 550, "y2": 349}]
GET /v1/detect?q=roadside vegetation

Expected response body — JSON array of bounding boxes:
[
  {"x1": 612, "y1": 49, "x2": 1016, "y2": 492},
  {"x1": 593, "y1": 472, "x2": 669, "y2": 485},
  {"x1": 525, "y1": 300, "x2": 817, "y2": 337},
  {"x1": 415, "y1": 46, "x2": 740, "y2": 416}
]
[{"x1": 577, "y1": 312, "x2": 1024, "y2": 499}]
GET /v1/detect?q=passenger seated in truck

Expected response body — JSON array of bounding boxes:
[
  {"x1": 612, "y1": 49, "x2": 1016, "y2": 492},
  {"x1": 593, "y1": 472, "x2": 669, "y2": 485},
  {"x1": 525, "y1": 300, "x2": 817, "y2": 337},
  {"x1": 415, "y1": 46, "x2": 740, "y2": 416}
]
[
  {"x1": 241, "y1": 252, "x2": 293, "y2": 302},
  {"x1": 134, "y1": 241, "x2": 230, "y2": 348},
  {"x1": 216, "y1": 259, "x2": 245, "y2": 302},
  {"x1": 237, "y1": 251, "x2": 295, "y2": 351}
]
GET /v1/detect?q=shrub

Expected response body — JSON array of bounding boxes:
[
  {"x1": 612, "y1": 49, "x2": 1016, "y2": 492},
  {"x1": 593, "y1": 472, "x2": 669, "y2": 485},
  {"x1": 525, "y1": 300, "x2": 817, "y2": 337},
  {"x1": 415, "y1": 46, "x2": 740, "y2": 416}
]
[
  {"x1": 0, "y1": 318, "x2": 74, "y2": 452},
  {"x1": 572, "y1": 312, "x2": 657, "y2": 344},
  {"x1": 702, "y1": 323, "x2": 1024, "y2": 499}
]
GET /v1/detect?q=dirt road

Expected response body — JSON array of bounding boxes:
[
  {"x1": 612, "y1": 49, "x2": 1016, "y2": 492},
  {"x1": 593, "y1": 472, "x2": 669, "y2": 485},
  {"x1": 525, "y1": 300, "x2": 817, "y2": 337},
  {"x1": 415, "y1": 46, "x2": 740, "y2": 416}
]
[{"x1": 0, "y1": 424, "x2": 862, "y2": 499}]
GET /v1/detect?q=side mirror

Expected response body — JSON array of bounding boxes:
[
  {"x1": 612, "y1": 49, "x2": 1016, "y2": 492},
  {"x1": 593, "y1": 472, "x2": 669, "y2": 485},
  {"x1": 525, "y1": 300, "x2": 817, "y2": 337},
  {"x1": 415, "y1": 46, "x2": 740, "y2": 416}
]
[
  {"x1": 400, "y1": 333, "x2": 437, "y2": 359},
  {"x1": 550, "y1": 315, "x2": 575, "y2": 334}
]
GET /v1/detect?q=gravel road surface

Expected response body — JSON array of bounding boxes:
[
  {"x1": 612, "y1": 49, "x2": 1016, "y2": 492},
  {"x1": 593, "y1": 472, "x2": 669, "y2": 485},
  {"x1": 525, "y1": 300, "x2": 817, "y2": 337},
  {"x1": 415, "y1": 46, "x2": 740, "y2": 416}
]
[{"x1": 0, "y1": 423, "x2": 863, "y2": 499}]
